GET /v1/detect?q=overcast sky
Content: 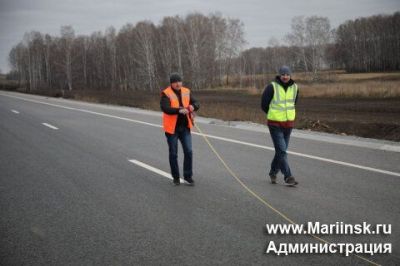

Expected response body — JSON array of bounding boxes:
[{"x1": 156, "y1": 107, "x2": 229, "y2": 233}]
[{"x1": 0, "y1": 0, "x2": 399, "y2": 73}]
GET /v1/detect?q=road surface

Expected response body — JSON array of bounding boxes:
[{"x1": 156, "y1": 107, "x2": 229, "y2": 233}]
[{"x1": 1, "y1": 91, "x2": 399, "y2": 265}]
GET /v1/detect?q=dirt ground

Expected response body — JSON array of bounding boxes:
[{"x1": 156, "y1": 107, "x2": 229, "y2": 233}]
[{"x1": 296, "y1": 98, "x2": 400, "y2": 139}]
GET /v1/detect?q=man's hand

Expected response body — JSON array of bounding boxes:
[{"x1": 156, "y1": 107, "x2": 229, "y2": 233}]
[
  {"x1": 188, "y1": 105, "x2": 195, "y2": 112},
  {"x1": 179, "y1": 108, "x2": 189, "y2": 115}
]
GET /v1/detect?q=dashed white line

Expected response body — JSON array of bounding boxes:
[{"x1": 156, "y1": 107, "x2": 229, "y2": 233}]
[
  {"x1": 42, "y1": 123, "x2": 59, "y2": 130},
  {"x1": 128, "y1": 159, "x2": 185, "y2": 183},
  {"x1": 11, "y1": 109, "x2": 19, "y2": 114}
]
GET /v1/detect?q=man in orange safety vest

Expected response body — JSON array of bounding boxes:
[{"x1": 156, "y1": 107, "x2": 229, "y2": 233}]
[{"x1": 160, "y1": 73, "x2": 200, "y2": 185}]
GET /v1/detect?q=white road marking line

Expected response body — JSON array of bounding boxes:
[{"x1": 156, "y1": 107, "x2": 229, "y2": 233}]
[
  {"x1": 1, "y1": 93, "x2": 399, "y2": 177},
  {"x1": 11, "y1": 109, "x2": 19, "y2": 114},
  {"x1": 4, "y1": 94, "x2": 159, "y2": 127},
  {"x1": 288, "y1": 150, "x2": 400, "y2": 177},
  {"x1": 128, "y1": 159, "x2": 185, "y2": 183},
  {"x1": 42, "y1": 123, "x2": 58, "y2": 130}
]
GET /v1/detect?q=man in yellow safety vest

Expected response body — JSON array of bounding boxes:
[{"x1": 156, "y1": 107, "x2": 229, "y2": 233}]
[{"x1": 261, "y1": 66, "x2": 299, "y2": 186}]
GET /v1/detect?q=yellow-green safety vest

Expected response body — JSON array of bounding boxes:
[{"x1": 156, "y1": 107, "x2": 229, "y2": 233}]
[{"x1": 267, "y1": 81, "x2": 298, "y2": 122}]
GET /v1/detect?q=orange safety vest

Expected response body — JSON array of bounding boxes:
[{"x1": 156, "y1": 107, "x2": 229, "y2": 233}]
[{"x1": 162, "y1": 86, "x2": 193, "y2": 134}]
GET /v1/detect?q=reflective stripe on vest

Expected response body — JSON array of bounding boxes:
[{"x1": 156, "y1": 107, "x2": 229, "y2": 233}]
[
  {"x1": 267, "y1": 82, "x2": 297, "y2": 122},
  {"x1": 162, "y1": 86, "x2": 193, "y2": 134}
]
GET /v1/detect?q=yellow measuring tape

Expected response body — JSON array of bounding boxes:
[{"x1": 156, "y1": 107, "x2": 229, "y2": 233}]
[{"x1": 194, "y1": 123, "x2": 380, "y2": 266}]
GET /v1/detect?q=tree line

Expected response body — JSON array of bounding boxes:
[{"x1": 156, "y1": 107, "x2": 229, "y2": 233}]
[
  {"x1": 335, "y1": 12, "x2": 400, "y2": 72},
  {"x1": 7, "y1": 11, "x2": 400, "y2": 92},
  {"x1": 8, "y1": 13, "x2": 245, "y2": 92},
  {"x1": 236, "y1": 12, "x2": 400, "y2": 78}
]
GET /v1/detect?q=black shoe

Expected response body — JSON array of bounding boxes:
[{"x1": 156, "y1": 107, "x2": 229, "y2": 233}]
[
  {"x1": 173, "y1": 178, "x2": 180, "y2": 186},
  {"x1": 284, "y1": 176, "x2": 298, "y2": 186},
  {"x1": 269, "y1": 175, "x2": 277, "y2": 184},
  {"x1": 184, "y1": 177, "x2": 195, "y2": 186}
]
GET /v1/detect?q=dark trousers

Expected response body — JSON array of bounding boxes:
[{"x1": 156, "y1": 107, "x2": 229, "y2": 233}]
[
  {"x1": 165, "y1": 126, "x2": 193, "y2": 179},
  {"x1": 268, "y1": 125, "x2": 293, "y2": 179}
]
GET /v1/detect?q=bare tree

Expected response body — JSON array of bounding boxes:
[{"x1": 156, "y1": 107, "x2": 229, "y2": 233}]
[
  {"x1": 60, "y1": 25, "x2": 75, "y2": 91},
  {"x1": 224, "y1": 18, "x2": 246, "y2": 85},
  {"x1": 305, "y1": 16, "x2": 332, "y2": 77},
  {"x1": 210, "y1": 14, "x2": 228, "y2": 85},
  {"x1": 182, "y1": 13, "x2": 205, "y2": 89},
  {"x1": 158, "y1": 16, "x2": 184, "y2": 85},
  {"x1": 285, "y1": 16, "x2": 309, "y2": 72},
  {"x1": 133, "y1": 21, "x2": 158, "y2": 91},
  {"x1": 106, "y1": 26, "x2": 118, "y2": 92},
  {"x1": 43, "y1": 34, "x2": 52, "y2": 88}
]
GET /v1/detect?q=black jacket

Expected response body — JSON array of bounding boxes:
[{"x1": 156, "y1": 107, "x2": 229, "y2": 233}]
[
  {"x1": 261, "y1": 76, "x2": 299, "y2": 114},
  {"x1": 160, "y1": 88, "x2": 200, "y2": 128}
]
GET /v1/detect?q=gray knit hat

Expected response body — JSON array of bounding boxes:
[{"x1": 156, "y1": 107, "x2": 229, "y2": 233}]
[{"x1": 279, "y1": 66, "x2": 292, "y2": 75}]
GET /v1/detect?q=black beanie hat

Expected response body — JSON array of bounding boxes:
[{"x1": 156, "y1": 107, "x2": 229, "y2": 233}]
[{"x1": 170, "y1": 73, "x2": 182, "y2": 83}]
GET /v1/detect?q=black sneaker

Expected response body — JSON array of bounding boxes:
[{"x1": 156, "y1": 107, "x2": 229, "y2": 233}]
[
  {"x1": 284, "y1": 176, "x2": 298, "y2": 186},
  {"x1": 269, "y1": 175, "x2": 277, "y2": 184},
  {"x1": 184, "y1": 177, "x2": 195, "y2": 186},
  {"x1": 173, "y1": 178, "x2": 180, "y2": 186}
]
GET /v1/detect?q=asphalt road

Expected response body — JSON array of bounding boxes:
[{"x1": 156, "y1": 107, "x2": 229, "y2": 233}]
[{"x1": 1, "y1": 91, "x2": 399, "y2": 266}]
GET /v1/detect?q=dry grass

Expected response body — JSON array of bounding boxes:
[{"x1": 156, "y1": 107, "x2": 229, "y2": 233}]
[
  {"x1": 335, "y1": 72, "x2": 400, "y2": 81},
  {"x1": 228, "y1": 72, "x2": 400, "y2": 99},
  {"x1": 229, "y1": 80, "x2": 400, "y2": 99},
  {"x1": 298, "y1": 80, "x2": 400, "y2": 98},
  {"x1": 0, "y1": 79, "x2": 19, "y2": 91}
]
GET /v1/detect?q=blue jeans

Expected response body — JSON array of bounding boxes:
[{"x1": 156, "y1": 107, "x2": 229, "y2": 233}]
[
  {"x1": 268, "y1": 125, "x2": 293, "y2": 179},
  {"x1": 165, "y1": 126, "x2": 193, "y2": 179}
]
